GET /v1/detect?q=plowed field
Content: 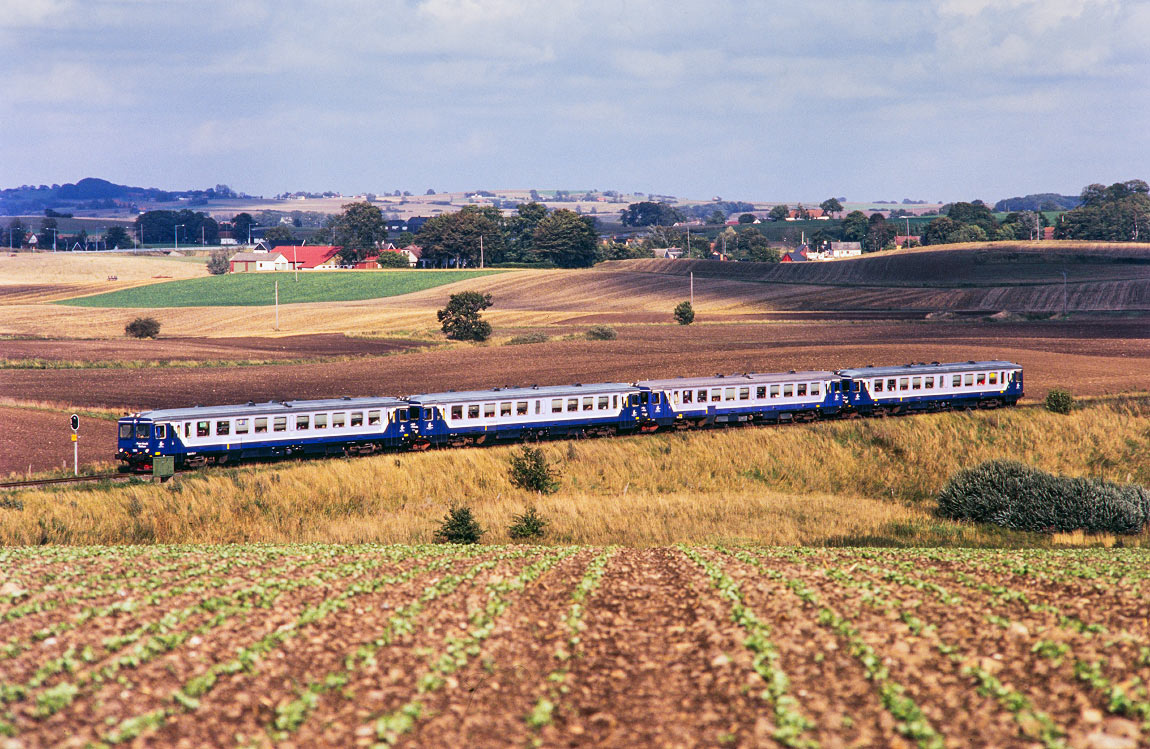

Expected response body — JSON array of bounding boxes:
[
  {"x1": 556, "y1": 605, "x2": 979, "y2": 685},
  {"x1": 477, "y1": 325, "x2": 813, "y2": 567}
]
[{"x1": 1, "y1": 545, "x2": 1146, "y2": 748}]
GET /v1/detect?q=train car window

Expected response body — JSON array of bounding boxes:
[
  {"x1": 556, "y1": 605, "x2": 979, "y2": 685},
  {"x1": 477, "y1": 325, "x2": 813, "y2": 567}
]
[
  {"x1": 368, "y1": 410, "x2": 382, "y2": 425},
  {"x1": 133, "y1": 424, "x2": 148, "y2": 439},
  {"x1": 552, "y1": 399, "x2": 563, "y2": 413},
  {"x1": 988, "y1": 372, "x2": 997, "y2": 385},
  {"x1": 613, "y1": 395, "x2": 619, "y2": 408},
  {"x1": 331, "y1": 413, "x2": 345, "y2": 428},
  {"x1": 783, "y1": 384, "x2": 794, "y2": 397},
  {"x1": 925, "y1": 377, "x2": 934, "y2": 388},
  {"x1": 898, "y1": 378, "x2": 908, "y2": 391},
  {"x1": 119, "y1": 423, "x2": 132, "y2": 439},
  {"x1": 296, "y1": 415, "x2": 309, "y2": 430},
  {"x1": 811, "y1": 383, "x2": 821, "y2": 396},
  {"x1": 952, "y1": 375, "x2": 961, "y2": 387},
  {"x1": 964, "y1": 374, "x2": 973, "y2": 386},
  {"x1": 567, "y1": 398, "x2": 579, "y2": 412},
  {"x1": 697, "y1": 389, "x2": 708, "y2": 402},
  {"x1": 451, "y1": 405, "x2": 463, "y2": 420},
  {"x1": 422, "y1": 408, "x2": 433, "y2": 420},
  {"x1": 629, "y1": 394, "x2": 640, "y2": 407},
  {"x1": 912, "y1": 377, "x2": 922, "y2": 390},
  {"x1": 683, "y1": 390, "x2": 693, "y2": 404},
  {"x1": 255, "y1": 418, "x2": 268, "y2": 433},
  {"x1": 652, "y1": 393, "x2": 662, "y2": 405},
  {"x1": 501, "y1": 402, "x2": 513, "y2": 417},
  {"x1": 517, "y1": 401, "x2": 528, "y2": 415},
  {"x1": 598, "y1": 396, "x2": 609, "y2": 409},
  {"x1": 154, "y1": 424, "x2": 166, "y2": 440},
  {"x1": 976, "y1": 373, "x2": 986, "y2": 385},
  {"x1": 770, "y1": 385, "x2": 780, "y2": 398},
  {"x1": 756, "y1": 386, "x2": 766, "y2": 399},
  {"x1": 235, "y1": 419, "x2": 249, "y2": 434},
  {"x1": 485, "y1": 403, "x2": 497, "y2": 418},
  {"x1": 273, "y1": 417, "x2": 287, "y2": 432},
  {"x1": 216, "y1": 421, "x2": 230, "y2": 436},
  {"x1": 411, "y1": 406, "x2": 423, "y2": 421},
  {"x1": 582, "y1": 397, "x2": 593, "y2": 411},
  {"x1": 1011, "y1": 371, "x2": 1020, "y2": 382},
  {"x1": 739, "y1": 387, "x2": 749, "y2": 400},
  {"x1": 197, "y1": 421, "x2": 210, "y2": 437},
  {"x1": 350, "y1": 412, "x2": 363, "y2": 427},
  {"x1": 315, "y1": 414, "x2": 328, "y2": 429},
  {"x1": 797, "y1": 384, "x2": 807, "y2": 397},
  {"x1": 535, "y1": 401, "x2": 541, "y2": 415},
  {"x1": 711, "y1": 390, "x2": 722, "y2": 402},
  {"x1": 723, "y1": 387, "x2": 735, "y2": 401},
  {"x1": 874, "y1": 380, "x2": 884, "y2": 392},
  {"x1": 468, "y1": 404, "x2": 480, "y2": 419}
]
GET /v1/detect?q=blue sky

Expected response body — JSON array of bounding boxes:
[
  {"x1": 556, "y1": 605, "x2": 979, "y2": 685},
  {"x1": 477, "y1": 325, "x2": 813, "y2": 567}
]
[{"x1": 2, "y1": 0, "x2": 1147, "y2": 203}]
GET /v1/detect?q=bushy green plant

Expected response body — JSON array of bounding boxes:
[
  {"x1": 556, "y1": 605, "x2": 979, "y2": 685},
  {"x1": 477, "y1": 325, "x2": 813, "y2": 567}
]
[
  {"x1": 376, "y1": 251, "x2": 410, "y2": 268},
  {"x1": 206, "y1": 250, "x2": 230, "y2": 275},
  {"x1": 937, "y1": 459, "x2": 1149, "y2": 535},
  {"x1": 433, "y1": 505, "x2": 484, "y2": 544},
  {"x1": 509, "y1": 446, "x2": 559, "y2": 494},
  {"x1": 1045, "y1": 388, "x2": 1074, "y2": 414},
  {"x1": 438, "y1": 291, "x2": 493, "y2": 342},
  {"x1": 508, "y1": 506, "x2": 548, "y2": 540},
  {"x1": 124, "y1": 316, "x2": 161, "y2": 339},
  {"x1": 585, "y1": 325, "x2": 616, "y2": 341},
  {"x1": 507, "y1": 332, "x2": 549, "y2": 345},
  {"x1": 673, "y1": 300, "x2": 695, "y2": 325}
]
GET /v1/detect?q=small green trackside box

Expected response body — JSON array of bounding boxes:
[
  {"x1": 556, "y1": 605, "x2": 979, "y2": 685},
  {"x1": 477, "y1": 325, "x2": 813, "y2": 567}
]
[{"x1": 152, "y1": 456, "x2": 175, "y2": 479}]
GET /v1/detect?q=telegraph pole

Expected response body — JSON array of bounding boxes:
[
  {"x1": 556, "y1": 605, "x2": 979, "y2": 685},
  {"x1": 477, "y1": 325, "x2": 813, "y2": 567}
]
[
  {"x1": 274, "y1": 280, "x2": 280, "y2": 330},
  {"x1": 479, "y1": 235, "x2": 484, "y2": 268}
]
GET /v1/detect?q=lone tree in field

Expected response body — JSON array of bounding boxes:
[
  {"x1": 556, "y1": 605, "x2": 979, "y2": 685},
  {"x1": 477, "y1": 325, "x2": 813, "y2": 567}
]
[
  {"x1": 125, "y1": 316, "x2": 161, "y2": 339},
  {"x1": 206, "y1": 250, "x2": 230, "y2": 275},
  {"x1": 509, "y1": 446, "x2": 560, "y2": 494},
  {"x1": 674, "y1": 300, "x2": 695, "y2": 325},
  {"x1": 433, "y1": 505, "x2": 485, "y2": 544},
  {"x1": 438, "y1": 291, "x2": 493, "y2": 342}
]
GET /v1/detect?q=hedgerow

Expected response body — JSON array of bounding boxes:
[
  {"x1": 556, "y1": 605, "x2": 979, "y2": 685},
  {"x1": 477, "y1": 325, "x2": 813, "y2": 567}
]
[{"x1": 936, "y1": 460, "x2": 1150, "y2": 534}]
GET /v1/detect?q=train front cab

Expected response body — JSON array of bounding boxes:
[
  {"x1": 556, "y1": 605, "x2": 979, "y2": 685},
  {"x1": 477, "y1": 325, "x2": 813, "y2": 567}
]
[{"x1": 117, "y1": 416, "x2": 171, "y2": 470}]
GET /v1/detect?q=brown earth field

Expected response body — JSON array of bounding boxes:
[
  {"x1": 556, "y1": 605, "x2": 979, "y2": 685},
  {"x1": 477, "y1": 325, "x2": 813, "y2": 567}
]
[
  {"x1": 1, "y1": 318, "x2": 1145, "y2": 476},
  {"x1": 1, "y1": 544, "x2": 1148, "y2": 748}
]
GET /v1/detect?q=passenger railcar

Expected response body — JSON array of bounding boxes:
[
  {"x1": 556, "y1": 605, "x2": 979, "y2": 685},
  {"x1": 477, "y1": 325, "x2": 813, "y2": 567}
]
[
  {"x1": 836, "y1": 360, "x2": 1023, "y2": 415},
  {"x1": 406, "y1": 383, "x2": 645, "y2": 447},
  {"x1": 117, "y1": 396, "x2": 409, "y2": 470},
  {"x1": 635, "y1": 370, "x2": 845, "y2": 428}
]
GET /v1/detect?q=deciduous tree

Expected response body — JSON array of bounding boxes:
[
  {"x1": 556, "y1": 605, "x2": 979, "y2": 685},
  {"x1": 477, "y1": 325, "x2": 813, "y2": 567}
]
[
  {"x1": 533, "y1": 209, "x2": 598, "y2": 268},
  {"x1": 330, "y1": 202, "x2": 387, "y2": 263},
  {"x1": 437, "y1": 291, "x2": 493, "y2": 341}
]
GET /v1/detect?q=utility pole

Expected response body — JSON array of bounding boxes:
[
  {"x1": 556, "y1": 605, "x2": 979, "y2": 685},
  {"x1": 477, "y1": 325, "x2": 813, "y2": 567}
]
[
  {"x1": 274, "y1": 279, "x2": 280, "y2": 330},
  {"x1": 479, "y1": 235, "x2": 484, "y2": 268},
  {"x1": 174, "y1": 224, "x2": 183, "y2": 252},
  {"x1": 1061, "y1": 270, "x2": 1067, "y2": 317},
  {"x1": 690, "y1": 271, "x2": 694, "y2": 306}
]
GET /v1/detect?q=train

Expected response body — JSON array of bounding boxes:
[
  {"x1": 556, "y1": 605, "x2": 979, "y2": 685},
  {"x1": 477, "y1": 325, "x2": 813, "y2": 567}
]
[{"x1": 117, "y1": 360, "x2": 1024, "y2": 471}]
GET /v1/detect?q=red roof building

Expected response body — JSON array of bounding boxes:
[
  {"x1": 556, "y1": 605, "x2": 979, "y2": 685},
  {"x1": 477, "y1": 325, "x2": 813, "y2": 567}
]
[{"x1": 280, "y1": 245, "x2": 342, "y2": 269}]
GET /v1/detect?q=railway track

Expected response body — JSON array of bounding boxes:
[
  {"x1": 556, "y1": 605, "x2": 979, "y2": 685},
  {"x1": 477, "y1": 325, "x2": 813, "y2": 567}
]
[{"x1": 0, "y1": 473, "x2": 129, "y2": 490}]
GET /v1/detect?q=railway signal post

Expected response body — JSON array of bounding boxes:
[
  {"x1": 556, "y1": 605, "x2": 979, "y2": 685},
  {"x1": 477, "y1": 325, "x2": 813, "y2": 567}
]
[{"x1": 70, "y1": 413, "x2": 79, "y2": 475}]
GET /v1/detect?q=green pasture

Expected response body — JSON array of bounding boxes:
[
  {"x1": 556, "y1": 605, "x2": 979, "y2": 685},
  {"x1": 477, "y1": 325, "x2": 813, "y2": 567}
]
[{"x1": 57, "y1": 270, "x2": 505, "y2": 308}]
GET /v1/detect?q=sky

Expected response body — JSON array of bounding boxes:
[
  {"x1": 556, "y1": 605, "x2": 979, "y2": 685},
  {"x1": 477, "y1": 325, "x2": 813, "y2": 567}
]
[{"x1": 2, "y1": 0, "x2": 1148, "y2": 204}]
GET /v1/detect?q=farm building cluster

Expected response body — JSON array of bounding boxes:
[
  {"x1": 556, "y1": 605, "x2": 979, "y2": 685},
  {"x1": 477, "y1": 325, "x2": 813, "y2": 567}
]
[{"x1": 227, "y1": 242, "x2": 423, "y2": 272}]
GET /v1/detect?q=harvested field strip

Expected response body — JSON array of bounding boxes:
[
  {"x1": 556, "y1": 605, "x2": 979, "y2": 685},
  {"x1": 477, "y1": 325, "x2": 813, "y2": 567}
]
[
  {"x1": 370, "y1": 547, "x2": 578, "y2": 746},
  {"x1": 678, "y1": 546, "x2": 817, "y2": 747}
]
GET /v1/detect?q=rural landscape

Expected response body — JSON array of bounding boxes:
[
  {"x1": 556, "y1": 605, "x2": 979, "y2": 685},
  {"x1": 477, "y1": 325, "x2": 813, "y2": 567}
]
[{"x1": 5, "y1": 1, "x2": 1150, "y2": 746}]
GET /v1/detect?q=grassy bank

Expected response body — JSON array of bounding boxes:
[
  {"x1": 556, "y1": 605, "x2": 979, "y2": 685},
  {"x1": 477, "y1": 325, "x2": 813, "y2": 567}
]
[
  {"x1": 1, "y1": 397, "x2": 1146, "y2": 546},
  {"x1": 57, "y1": 270, "x2": 504, "y2": 308}
]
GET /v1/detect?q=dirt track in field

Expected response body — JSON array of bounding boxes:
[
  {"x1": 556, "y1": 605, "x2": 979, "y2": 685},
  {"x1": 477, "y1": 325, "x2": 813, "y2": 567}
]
[{"x1": 2, "y1": 545, "x2": 1148, "y2": 748}]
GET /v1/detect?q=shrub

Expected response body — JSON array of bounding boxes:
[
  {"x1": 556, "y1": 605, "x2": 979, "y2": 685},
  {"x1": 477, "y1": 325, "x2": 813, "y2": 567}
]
[
  {"x1": 508, "y1": 506, "x2": 548, "y2": 540},
  {"x1": 376, "y1": 251, "x2": 410, "y2": 268},
  {"x1": 509, "y1": 446, "x2": 559, "y2": 494},
  {"x1": 438, "y1": 291, "x2": 493, "y2": 342},
  {"x1": 206, "y1": 250, "x2": 230, "y2": 275},
  {"x1": 936, "y1": 459, "x2": 1149, "y2": 535},
  {"x1": 1045, "y1": 388, "x2": 1074, "y2": 414},
  {"x1": 125, "y1": 317, "x2": 161, "y2": 339},
  {"x1": 673, "y1": 300, "x2": 695, "y2": 325},
  {"x1": 433, "y1": 504, "x2": 484, "y2": 544},
  {"x1": 507, "y1": 332, "x2": 549, "y2": 345},
  {"x1": 585, "y1": 325, "x2": 616, "y2": 341}
]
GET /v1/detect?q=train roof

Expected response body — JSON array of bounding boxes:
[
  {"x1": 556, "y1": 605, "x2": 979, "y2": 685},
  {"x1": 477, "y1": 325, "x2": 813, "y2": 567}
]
[
  {"x1": 408, "y1": 382, "x2": 637, "y2": 404},
  {"x1": 637, "y1": 371, "x2": 837, "y2": 390},
  {"x1": 125, "y1": 396, "x2": 407, "y2": 422},
  {"x1": 836, "y1": 360, "x2": 1021, "y2": 378}
]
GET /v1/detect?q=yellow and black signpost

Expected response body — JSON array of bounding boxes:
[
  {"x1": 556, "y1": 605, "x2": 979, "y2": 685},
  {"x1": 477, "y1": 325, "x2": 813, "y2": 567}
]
[{"x1": 69, "y1": 414, "x2": 79, "y2": 476}]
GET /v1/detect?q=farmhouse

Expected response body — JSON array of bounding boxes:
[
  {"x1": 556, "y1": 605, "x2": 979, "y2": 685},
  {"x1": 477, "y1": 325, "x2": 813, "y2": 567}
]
[
  {"x1": 228, "y1": 251, "x2": 289, "y2": 272},
  {"x1": 828, "y1": 242, "x2": 863, "y2": 258},
  {"x1": 280, "y1": 245, "x2": 343, "y2": 270}
]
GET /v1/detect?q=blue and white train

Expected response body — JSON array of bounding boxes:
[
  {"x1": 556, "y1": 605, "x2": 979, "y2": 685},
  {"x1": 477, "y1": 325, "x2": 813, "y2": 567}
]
[{"x1": 117, "y1": 360, "x2": 1023, "y2": 470}]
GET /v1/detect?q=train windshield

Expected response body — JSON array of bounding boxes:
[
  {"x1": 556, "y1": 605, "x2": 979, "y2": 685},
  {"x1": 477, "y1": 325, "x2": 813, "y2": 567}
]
[
  {"x1": 135, "y1": 424, "x2": 151, "y2": 439},
  {"x1": 119, "y1": 423, "x2": 132, "y2": 439}
]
